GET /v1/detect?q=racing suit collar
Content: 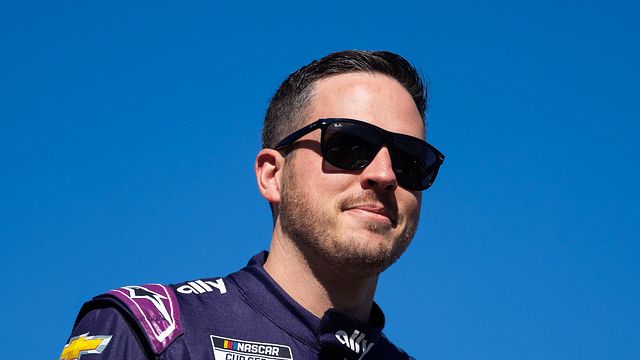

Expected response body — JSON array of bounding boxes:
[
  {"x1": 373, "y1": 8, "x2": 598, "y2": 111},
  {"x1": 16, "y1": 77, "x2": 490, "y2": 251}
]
[
  {"x1": 317, "y1": 306, "x2": 385, "y2": 359},
  {"x1": 228, "y1": 251, "x2": 386, "y2": 358}
]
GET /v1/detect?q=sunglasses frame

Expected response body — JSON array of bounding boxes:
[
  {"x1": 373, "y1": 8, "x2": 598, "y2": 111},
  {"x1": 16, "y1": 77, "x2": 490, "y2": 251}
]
[{"x1": 273, "y1": 118, "x2": 444, "y2": 190}]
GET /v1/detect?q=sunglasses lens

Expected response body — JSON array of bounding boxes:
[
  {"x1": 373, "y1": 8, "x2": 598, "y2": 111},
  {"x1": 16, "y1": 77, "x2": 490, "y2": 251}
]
[
  {"x1": 321, "y1": 119, "x2": 441, "y2": 190},
  {"x1": 392, "y1": 138, "x2": 439, "y2": 190},
  {"x1": 324, "y1": 122, "x2": 381, "y2": 169}
]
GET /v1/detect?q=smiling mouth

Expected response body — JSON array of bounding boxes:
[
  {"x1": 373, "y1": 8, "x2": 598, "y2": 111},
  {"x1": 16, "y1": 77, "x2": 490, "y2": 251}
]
[{"x1": 341, "y1": 204, "x2": 398, "y2": 226}]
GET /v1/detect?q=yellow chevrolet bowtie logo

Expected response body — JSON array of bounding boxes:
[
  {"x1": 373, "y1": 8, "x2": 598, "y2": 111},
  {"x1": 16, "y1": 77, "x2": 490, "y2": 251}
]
[{"x1": 60, "y1": 333, "x2": 112, "y2": 360}]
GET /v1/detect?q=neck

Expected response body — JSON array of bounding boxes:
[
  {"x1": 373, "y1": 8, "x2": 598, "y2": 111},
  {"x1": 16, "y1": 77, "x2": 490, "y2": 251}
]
[{"x1": 263, "y1": 225, "x2": 379, "y2": 323}]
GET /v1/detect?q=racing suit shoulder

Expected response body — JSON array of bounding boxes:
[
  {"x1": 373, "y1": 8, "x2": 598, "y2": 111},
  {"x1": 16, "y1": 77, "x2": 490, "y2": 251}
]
[
  {"x1": 92, "y1": 284, "x2": 184, "y2": 355},
  {"x1": 62, "y1": 301, "x2": 150, "y2": 360},
  {"x1": 62, "y1": 284, "x2": 186, "y2": 360},
  {"x1": 62, "y1": 277, "x2": 232, "y2": 360}
]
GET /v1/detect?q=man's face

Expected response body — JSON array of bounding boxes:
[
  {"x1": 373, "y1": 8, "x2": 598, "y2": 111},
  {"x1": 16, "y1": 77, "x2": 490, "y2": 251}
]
[{"x1": 278, "y1": 73, "x2": 424, "y2": 275}]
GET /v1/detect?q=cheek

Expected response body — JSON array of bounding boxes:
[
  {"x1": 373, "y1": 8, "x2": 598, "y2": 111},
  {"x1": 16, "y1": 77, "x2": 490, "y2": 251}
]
[
  {"x1": 292, "y1": 159, "x2": 335, "y2": 204},
  {"x1": 414, "y1": 191, "x2": 423, "y2": 208},
  {"x1": 403, "y1": 191, "x2": 422, "y2": 218}
]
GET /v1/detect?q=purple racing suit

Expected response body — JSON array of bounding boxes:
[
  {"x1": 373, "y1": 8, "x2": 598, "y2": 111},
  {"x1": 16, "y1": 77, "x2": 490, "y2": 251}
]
[{"x1": 61, "y1": 252, "x2": 415, "y2": 360}]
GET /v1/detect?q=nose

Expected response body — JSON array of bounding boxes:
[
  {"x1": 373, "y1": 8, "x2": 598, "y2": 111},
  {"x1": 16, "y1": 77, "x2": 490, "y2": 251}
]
[{"x1": 360, "y1": 146, "x2": 397, "y2": 191}]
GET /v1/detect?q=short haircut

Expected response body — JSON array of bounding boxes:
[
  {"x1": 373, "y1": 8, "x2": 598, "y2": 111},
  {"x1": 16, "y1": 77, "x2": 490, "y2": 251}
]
[{"x1": 261, "y1": 50, "x2": 428, "y2": 149}]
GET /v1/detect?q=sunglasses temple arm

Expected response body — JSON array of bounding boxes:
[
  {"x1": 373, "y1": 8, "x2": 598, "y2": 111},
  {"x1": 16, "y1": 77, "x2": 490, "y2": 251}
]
[{"x1": 273, "y1": 121, "x2": 321, "y2": 150}]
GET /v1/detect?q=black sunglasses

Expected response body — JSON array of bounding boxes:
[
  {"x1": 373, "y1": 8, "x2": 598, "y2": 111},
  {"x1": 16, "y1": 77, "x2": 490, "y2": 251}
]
[{"x1": 273, "y1": 118, "x2": 444, "y2": 191}]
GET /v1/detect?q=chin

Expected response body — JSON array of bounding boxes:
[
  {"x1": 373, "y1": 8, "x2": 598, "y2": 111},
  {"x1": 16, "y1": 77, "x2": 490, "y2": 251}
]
[{"x1": 320, "y1": 231, "x2": 413, "y2": 276}]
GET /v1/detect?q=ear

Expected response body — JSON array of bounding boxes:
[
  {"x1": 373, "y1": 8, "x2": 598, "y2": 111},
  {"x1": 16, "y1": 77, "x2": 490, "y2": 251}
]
[{"x1": 255, "y1": 149, "x2": 285, "y2": 204}]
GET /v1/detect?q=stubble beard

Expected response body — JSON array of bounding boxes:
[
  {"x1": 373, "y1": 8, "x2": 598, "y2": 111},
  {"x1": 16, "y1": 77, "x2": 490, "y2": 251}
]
[{"x1": 278, "y1": 159, "x2": 420, "y2": 277}]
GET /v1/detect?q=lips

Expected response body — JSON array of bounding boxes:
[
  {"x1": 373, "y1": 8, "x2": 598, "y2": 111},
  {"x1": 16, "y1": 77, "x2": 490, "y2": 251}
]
[{"x1": 341, "y1": 203, "x2": 398, "y2": 226}]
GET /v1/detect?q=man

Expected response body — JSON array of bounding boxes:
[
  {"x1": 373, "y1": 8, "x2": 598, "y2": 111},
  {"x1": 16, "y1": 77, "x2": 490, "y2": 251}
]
[{"x1": 60, "y1": 50, "x2": 444, "y2": 360}]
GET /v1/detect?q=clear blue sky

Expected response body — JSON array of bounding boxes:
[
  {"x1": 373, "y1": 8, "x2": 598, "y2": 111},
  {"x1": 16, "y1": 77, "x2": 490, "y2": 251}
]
[{"x1": 1, "y1": 1, "x2": 639, "y2": 359}]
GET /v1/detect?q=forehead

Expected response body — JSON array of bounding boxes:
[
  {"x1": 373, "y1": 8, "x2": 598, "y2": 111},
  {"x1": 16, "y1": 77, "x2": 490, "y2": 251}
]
[{"x1": 307, "y1": 73, "x2": 425, "y2": 139}]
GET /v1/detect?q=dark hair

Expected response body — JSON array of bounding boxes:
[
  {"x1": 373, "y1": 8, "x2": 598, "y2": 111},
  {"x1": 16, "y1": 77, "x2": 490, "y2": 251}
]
[{"x1": 261, "y1": 50, "x2": 428, "y2": 149}]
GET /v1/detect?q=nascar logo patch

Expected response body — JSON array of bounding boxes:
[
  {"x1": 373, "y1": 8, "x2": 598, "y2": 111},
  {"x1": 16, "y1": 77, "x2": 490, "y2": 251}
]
[{"x1": 210, "y1": 335, "x2": 293, "y2": 360}]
